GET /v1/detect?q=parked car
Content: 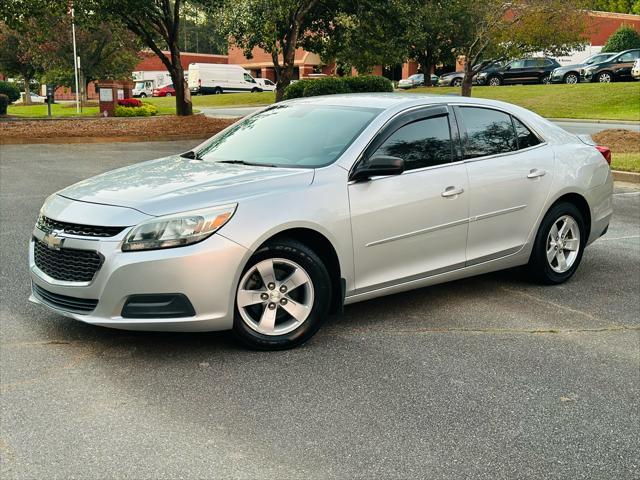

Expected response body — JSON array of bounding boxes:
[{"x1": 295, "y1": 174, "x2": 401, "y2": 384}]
[
  {"x1": 189, "y1": 63, "x2": 261, "y2": 95},
  {"x1": 478, "y1": 57, "x2": 561, "y2": 86},
  {"x1": 582, "y1": 49, "x2": 640, "y2": 83},
  {"x1": 15, "y1": 92, "x2": 47, "y2": 104},
  {"x1": 255, "y1": 78, "x2": 276, "y2": 91},
  {"x1": 632, "y1": 58, "x2": 640, "y2": 80},
  {"x1": 29, "y1": 94, "x2": 613, "y2": 349},
  {"x1": 550, "y1": 52, "x2": 618, "y2": 84},
  {"x1": 152, "y1": 84, "x2": 175, "y2": 97},
  {"x1": 397, "y1": 73, "x2": 438, "y2": 89},
  {"x1": 437, "y1": 62, "x2": 503, "y2": 86}
]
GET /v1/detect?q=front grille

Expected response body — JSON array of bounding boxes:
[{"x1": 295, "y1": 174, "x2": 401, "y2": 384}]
[
  {"x1": 33, "y1": 239, "x2": 103, "y2": 282},
  {"x1": 32, "y1": 283, "x2": 98, "y2": 314},
  {"x1": 36, "y1": 215, "x2": 126, "y2": 238}
]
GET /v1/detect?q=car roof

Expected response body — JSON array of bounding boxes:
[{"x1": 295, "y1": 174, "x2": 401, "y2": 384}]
[{"x1": 285, "y1": 92, "x2": 521, "y2": 111}]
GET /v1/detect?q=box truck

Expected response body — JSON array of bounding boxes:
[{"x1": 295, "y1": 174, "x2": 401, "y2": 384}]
[
  {"x1": 132, "y1": 71, "x2": 172, "y2": 98},
  {"x1": 188, "y1": 63, "x2": 262, "y2": 95}
]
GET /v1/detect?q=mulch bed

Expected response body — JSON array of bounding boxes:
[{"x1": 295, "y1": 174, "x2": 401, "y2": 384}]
[
  {"x1": 0, "y1": 115, "x2": 237, "y2": 142},
  {"x1": 593, "y1": 129, "x2": 640, "y2": 153}
]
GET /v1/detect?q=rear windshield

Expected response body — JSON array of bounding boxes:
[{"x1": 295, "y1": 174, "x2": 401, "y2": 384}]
[{"x1": 199, "y1": 104, "x2": 382, "y2": 168}]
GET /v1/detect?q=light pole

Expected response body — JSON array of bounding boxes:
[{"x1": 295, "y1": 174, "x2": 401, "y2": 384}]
[{"x1": 70, "y1": 4, "x2": 80, "y2": 114}]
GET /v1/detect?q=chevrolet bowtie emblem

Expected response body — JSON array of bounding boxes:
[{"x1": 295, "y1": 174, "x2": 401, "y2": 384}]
[{"x1": 43, "y1": 229, "x2": 64, "y2": 250}]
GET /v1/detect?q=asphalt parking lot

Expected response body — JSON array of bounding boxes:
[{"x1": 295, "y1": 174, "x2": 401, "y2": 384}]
[{"x1": 1, "y1": 141, "x2": 638, "y2": 479}]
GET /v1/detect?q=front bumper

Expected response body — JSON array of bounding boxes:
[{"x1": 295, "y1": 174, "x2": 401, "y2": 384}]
[{"x1": 29, "y1": 228, "x2": 248, "y2": 332}]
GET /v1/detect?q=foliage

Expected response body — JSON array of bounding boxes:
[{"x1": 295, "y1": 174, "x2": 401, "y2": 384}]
[
  {"x1": 118, "y1": 98, "x2": 143, "y2": 107},
  {"x1": 0, "y1": 81, "x2": 20, "y2": 102},
  {"x1": 0, "y1": 94, "x2": 8, "y2": 115},
  {"x1": 283, "y1": 75, "x2": 393, "y2": 100},
  {"x1": 0, "y1": 20, "x2": 44, "y2": 103},
  {"x1": 453, "y1": 0, "x2": 587, "y2": 96},
  {"x1": 115, "y1": 102, "x2": 158, "y2": 116},
  {"x1": 589, "y1": 0, "x2": 640, "y2": 14},
  {"x1": 602, "y1": 25, "x2": 640, "y2": 52}
]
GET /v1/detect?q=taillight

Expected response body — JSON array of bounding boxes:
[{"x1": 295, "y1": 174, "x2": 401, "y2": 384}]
[{"x1": 595, "y1": 145, "x2": 611, "y2": 165}]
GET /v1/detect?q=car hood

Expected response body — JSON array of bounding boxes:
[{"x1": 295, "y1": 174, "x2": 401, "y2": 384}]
[{"x1": 58, "y1": 155, "x2": 315, "y2": 217}]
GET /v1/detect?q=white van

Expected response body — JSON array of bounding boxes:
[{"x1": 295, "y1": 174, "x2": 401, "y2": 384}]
[
  {"x1": 188, "y1": 63, "x2": 262, "y2": 95},
  {"x1": 132, "y1": 71, "x2": 172, "y2": 97}
]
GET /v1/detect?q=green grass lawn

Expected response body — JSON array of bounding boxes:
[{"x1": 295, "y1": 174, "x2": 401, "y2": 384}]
[
  {"x1": 146, "y1": 91, "x2": 276, "y2": 110},
  {"x1": 408, "y1": 82, "x2": 640, "y2": 121},
  {"x1": 611, "y1": 153, "x2": 640, "y2": 173},
  {"x1": 7, "y1": 102, "x2": 177, "y2": 117}
]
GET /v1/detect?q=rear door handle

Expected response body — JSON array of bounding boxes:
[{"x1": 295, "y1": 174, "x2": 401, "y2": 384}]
[
  {"x1": 527, "y1": 168, "x2": 546, "y2": 179},
  {"x1": 441, "y1": 186, "x2": 464, "y2": 198}
]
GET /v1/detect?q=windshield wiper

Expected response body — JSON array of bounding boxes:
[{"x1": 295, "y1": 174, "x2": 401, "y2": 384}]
[
  {"x1": 217, "y1": 160, "x2": 278, "y2": 168},
  {"x1": 180, "y1": 150, "x2": 202, "y2": 160}
]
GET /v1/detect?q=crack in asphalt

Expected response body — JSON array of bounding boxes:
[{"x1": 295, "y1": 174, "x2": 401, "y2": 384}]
[{"x1": 331, "y1": 325, "x2": 640, "y2": 336}]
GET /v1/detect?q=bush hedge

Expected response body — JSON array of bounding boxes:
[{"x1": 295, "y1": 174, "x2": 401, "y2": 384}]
[
  {"x1": 283, "y1": 75, "x2": 393, "y2": 100},
  {"x1": 0, "y1": 81, "x2": 20, "y2": 103},
  {"x1": 115, "y1": 102, "x2": 158, "y2": 117},
  {"x1": 0, "y1": 94, "x2": 8, "y2": 115}
]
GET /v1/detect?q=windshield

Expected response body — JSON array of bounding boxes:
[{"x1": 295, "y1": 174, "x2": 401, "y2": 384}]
[
  {"x1": 199, "y1": 104, "x2": 382, "y2": 168},
  {"x1": 134, "y1": 82, "x2": 145, "y2": 90},
  {"x1": 409, "y1": 74, "x2": 423, "y2": 80},
  {"x1": 586, "y1": 53, "x2": 612, "y2": 65}
]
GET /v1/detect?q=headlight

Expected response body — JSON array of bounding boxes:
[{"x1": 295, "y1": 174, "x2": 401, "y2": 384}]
[
  {"x1": 477, "y1": 72, "x2": 487, "y2": 78},
  {"x1": 122, "y1": 204, "x2": 237, "y2": 251}
]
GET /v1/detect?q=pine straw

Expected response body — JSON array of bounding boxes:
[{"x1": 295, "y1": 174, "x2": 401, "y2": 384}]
[
  {"x1": 592, "y1": 129, "x2": 640, "y2": 154},
  {"x1": 0, "y1": 115, "x2": 237, "y2": 139}
]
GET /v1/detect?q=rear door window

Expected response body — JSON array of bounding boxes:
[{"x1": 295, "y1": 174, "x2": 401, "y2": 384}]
[
  {"x1": 512, "y1": 117, "x2": 541, "y2": 150},
  {"x1": 458, "y1": 107, "x2": 518, "y2": 159}
]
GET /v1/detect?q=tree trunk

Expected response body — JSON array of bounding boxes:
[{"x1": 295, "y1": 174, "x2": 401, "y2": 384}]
[
  {"x1": 418, "y1": 51, "x2": 433, "y2": 87},
  {"x1": 23, "y1": 78, "x2": 32, "y2": 105},
  {"x1": 168, "y1": 47, "x2": 192, "y2": 116},
  {"x1": 461, "y1": 60, "x2": 474, "y2": 97},
  {"x1": 275, "y1": 64, "x2": 294, "y2": 103}
]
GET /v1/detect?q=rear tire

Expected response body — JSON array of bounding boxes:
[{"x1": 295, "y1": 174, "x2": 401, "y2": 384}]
[
  {"x1": 452, "y1": 78, "x2": 462, "y2": 87},
  {"x1": 488, "y1": 76, "x2": 502, "y2": 86},
  {"x1": 214, "y1": 87, "x2": 223, "y2": 94},
  {"x1": 233, "y1": 239, "x2": 332, "y2": 350},
  {"x1": 541, "y1": 74, "x2": 551, "y2": 85},
  {"x1": 165, "y1": 92, "x2": 172, "y2": 97},
  {"x1": 527, "y1": 202, "x2": 586, "y2": 285},
  {"x1": 597, "y1": 71, "x2": 613, "y2": 83}
]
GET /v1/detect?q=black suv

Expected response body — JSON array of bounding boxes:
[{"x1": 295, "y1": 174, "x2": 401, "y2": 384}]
[
  {"x1": 477, "y1": 58, "x2": 561, "y2": 86},
  {"x1": 581, "y1": 49, "x2": 640, "y2": 83}
]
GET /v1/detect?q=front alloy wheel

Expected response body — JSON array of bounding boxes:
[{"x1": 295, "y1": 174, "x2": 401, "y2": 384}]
[
  {"x1": 488, "y1": 76, "x2": 501, "y2": 86},
  {"x1": 452, "y1": 78, "x2": 462, "y2": 87},
  {"x1": 541, "y1": 75, "x2": 551, "y2": 85},
  {"x1": 233, "y1": 239, "x2": 331, "y2": 350},
  {"x1": 564, "y1": 73, "x2": 579, "y2": 84},
  {"x1": 597, "y1": 72, "x2": 612, "y2": 83}
]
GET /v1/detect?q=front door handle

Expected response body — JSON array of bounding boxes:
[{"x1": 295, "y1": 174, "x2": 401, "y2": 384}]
[
  {"x1": 441, "y1": 186, "x2": 464, "y2": 198},
  {"x1": 527, "y1": 168, "x2": 546, "y2": 179}
]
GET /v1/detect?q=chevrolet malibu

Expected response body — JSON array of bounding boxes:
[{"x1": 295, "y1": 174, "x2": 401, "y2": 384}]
[{"x1": 29, "y1": 94, "x2": 613, "y2": 349}]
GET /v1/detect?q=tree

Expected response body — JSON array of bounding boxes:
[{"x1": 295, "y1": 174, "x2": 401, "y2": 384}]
[
  {"x1": 89, "y1": 0, "x2": 209, "y2": 116},
  {"x1": 602, "y1": 25, "x2": 640, "y2": 52},
  {"x1": 454, "y1": 0, "x2": 587, "y2": 97},
  {"x1": 0, "y1": 22, "x2": 42, "y2": 104},
  {"x1": 590, "y1": 0, "x2": 640, "y2": 14}
]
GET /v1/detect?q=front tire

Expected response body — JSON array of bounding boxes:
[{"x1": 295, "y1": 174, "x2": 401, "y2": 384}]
[
  {"x1": 165, "y1": 92, "x2": 173, "y2": 97},
  {"x1": 452, "y1": 78, "x2": 462, "y2": 87},
  {"x1": 488, "y1": 76, "x2": 502, "y2": 86},
  {"x1": 541, "y1": 74, "x2": 551, "y2": 85},
  {"x1": 597, "y1": 71, "x2": 613, "y2": 83},
  {"x1": 233, "y1": 239, "x2": 332, "y2": 350},
  {"x1": 563, "y1": 72, "x2": 579, "y2": 84},
  {"x1": 528, "y1": 202, "x2": 586, "y2": 285}
]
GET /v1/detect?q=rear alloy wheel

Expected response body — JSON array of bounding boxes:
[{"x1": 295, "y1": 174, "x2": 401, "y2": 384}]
[
  {"x1": 597, "y1": 72, "x2": 612, "y2": 83},
  {"x1": 233, "y1": 239, "x2": 331, "y2": 350},
  {"x1": 541, "y1": 75, "x2": 551, "y2": 85},
  {"x1": 488, "y1": 76, "x2": 502, "y2": 86},
  {"x1": 452, "y1": 78, "x2": 462, "y2": 87},
  {"x1": 165, "y1": 92, "x2": 173, "y2": 97},
  {"x1": 528, "y1": 202, "x2": 585, "y2": 285},
  {"x1": 564, "y1": 72, "x2": 579, "y2": 84}
]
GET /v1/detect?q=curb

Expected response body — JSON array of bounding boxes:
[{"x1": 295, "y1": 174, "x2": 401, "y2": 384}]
[
  {"x1": 0, "y1": 135, "x2": 211, "y2": 145},
  {"x1": 547, "y1": 118, "x2": 640, "y2": 125},
  {"x1": 612, "y1": 170, "x2": 640, "y2": 184}
]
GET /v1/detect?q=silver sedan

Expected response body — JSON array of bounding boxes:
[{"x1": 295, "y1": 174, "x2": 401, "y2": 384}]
[{"x1": 29, "y1": 94, "x2": 614, "y2": 349}]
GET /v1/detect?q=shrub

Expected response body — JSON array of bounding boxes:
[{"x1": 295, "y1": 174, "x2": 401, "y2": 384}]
[
  {"x1": 0, "y1": 81, "x2": 20, "y2": 103},
  {"x1": 342, "y1": 75, "x2": 394, "y2": 93},
  {"x1": 283, "y1": 75, "x2": 394, "y2": 100},
  {"x1": 602, "y1": 25, "x2": 640, "y2": 53},
  {"x1": 0, "y1": 94, "x2": 8, "y2": 115},
  {"x1": 115, "y1": 102, "x2": 158, "y2": 117},
  {"x1": 118, "y1": 98, "x2": 142, "y2": 108}
]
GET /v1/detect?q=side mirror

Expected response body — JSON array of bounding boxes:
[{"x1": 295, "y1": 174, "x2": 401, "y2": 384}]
[
  {"x1": 351, "y1": 155, "x2": 405, "y2": 182},
  {"x1": 505, "y1": 65, "x2": 512, "y2": 70}
]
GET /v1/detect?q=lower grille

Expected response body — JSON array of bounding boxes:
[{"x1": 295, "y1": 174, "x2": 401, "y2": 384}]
[
  {"x1": 32, "y1": 283, "x2": 98, "y2": 314},
  {"x1": 33, "y1": 239, "x2": 103, "y2": 282}
]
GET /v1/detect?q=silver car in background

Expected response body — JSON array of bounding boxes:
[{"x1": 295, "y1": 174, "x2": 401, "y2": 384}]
[{"x1": 29, "y1": 94, "x2": 613, "y2": 349}]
